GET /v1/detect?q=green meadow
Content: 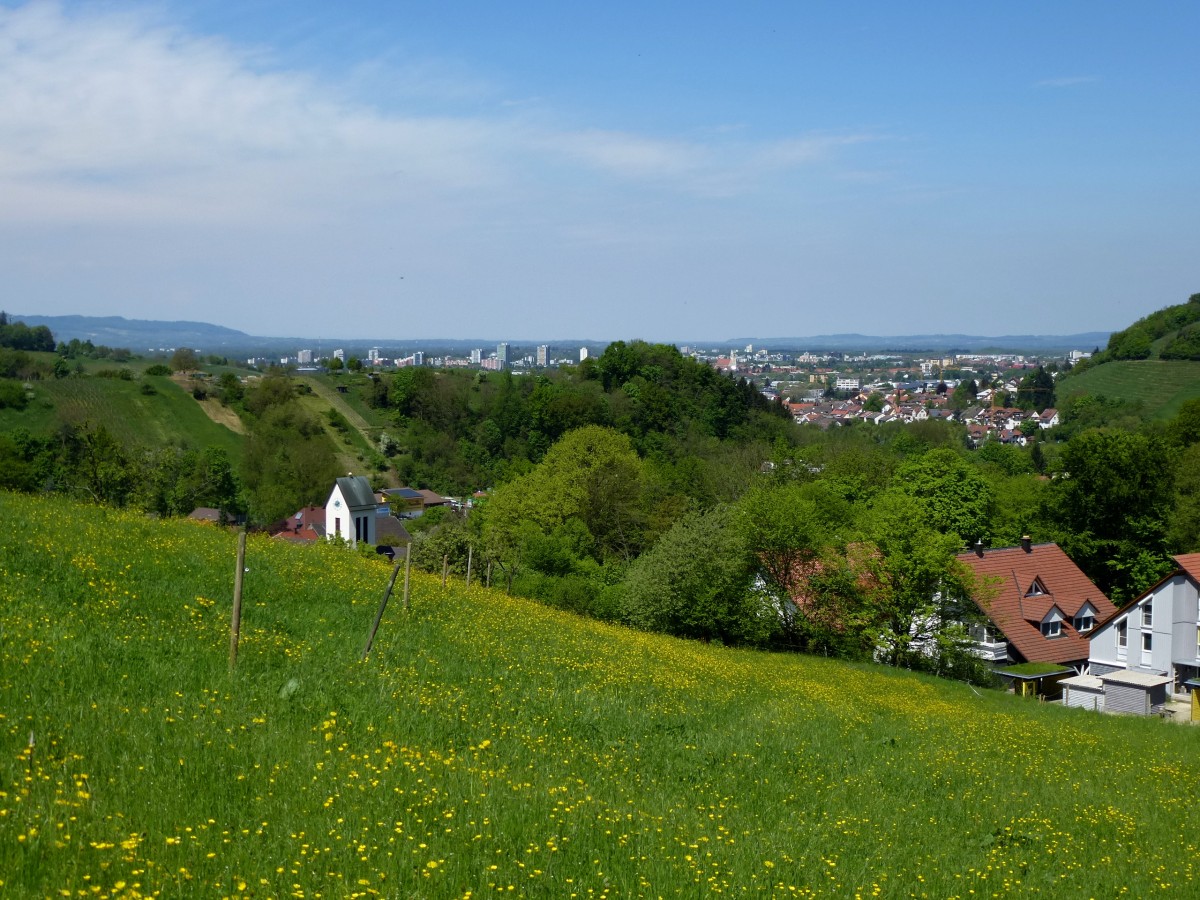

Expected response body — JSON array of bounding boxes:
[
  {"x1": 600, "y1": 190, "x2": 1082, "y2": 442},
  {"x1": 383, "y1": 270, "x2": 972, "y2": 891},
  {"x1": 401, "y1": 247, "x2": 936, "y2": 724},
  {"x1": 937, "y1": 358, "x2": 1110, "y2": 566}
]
[
  {"x1": 2, "y1": 491, "x2": 1198, "y2": 898},
  {"x1": 0, "y1": 375, "x2": 243, "y2": 456},
  {"x1": 1058, "y1": 359, "x2": 1200, "y2": 419}
]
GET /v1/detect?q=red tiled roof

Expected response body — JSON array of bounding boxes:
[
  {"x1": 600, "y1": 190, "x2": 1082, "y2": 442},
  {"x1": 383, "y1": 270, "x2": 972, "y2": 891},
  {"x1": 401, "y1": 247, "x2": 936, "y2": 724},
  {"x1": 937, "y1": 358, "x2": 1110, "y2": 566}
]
[
  {"x1": 269, "y1": 505, "x2": 325, "y2": 542},
  {"x1": 957, "y1": 543, "x2": 1115, "y2": 665},
  {"x1": 1175, "y1": 553, "x2": 1200, "y2": 585}
]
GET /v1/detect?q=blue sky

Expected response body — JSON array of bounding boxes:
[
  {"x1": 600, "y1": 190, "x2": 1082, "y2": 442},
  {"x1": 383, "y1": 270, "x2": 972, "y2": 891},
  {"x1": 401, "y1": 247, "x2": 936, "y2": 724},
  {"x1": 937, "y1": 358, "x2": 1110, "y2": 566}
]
[{"x1": 2, "y1": 1, "x2": 1197, "y2": 341}]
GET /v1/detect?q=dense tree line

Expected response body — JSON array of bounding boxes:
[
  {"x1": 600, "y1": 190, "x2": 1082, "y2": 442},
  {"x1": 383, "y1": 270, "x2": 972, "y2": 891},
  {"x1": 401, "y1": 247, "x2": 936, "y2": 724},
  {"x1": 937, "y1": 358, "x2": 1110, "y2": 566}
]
[
  {"x1": 0, "y1": 425, "x2": 241, "y2": 518},
  {"x1": 355, "y1": 340, "x2": 791, "y2": 498},
  {"x1": 398, "y1": 387, "x2": 1200, "y2": 679},
  {"x1": 0, "y1": 312, "x2": 55, "y2": 352}
]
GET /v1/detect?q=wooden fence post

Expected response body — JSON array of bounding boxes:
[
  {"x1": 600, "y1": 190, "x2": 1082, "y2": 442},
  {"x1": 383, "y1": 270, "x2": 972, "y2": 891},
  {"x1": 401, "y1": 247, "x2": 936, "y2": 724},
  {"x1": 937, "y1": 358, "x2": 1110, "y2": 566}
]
[
  {"x1": 442, "y1": 554, "x2": 449, "y2": 587},
  {"x1": 402, "y1": 542, "x2": 412, "y2": 611},
  {"x1": 466, "y1": 545, "x2": 473, "y2": 588},
  {"x1": 229, "y1": 530, "x2": 247, "y2": 670},
  {"x1": 486, "y1": 560, "x2": 492, "y2": 589},
  {"x1": 362, "y1": 560, "x2": 403, "y2": 660}
]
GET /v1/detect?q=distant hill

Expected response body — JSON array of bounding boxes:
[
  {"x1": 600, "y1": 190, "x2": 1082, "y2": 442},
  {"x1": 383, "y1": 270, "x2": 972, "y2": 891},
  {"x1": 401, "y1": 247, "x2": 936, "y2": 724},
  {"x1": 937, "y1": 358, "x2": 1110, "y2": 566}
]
[
  {"x1": 727, "y1": 332, "x2": 1110, "y2": 353},
  {"x1": 12, "y1": 313, "x2": 1111, "y2": 355},
  {"x1": 10, "y1": 314, "x2": 251, "y2": 350}
]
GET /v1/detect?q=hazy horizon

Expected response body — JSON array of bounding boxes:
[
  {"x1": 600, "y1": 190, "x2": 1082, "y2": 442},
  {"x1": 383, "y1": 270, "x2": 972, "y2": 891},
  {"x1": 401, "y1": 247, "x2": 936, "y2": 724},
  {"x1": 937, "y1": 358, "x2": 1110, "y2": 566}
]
[{"x1": 3, "y1": 2, "x2": 1197, "y2": 340}]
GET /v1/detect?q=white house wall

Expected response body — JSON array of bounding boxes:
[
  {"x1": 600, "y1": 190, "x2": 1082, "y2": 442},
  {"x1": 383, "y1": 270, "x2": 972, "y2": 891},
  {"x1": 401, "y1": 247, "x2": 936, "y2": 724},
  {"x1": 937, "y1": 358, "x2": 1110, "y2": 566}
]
[
  {"x1": 324, "y1": 483, "x2": 378, "y2": 547},
  {"x1": 1089, "y1": 574, "x2": 1200, "y2": 689}
]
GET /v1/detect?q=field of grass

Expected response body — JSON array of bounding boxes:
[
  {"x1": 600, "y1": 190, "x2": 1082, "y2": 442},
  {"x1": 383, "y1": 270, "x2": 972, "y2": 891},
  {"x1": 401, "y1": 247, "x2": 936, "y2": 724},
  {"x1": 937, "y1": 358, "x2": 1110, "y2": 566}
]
[
  {"x1": 0, "y1": 375, "x2": 244, "y2": 457},
  {"x1": 1057, "y1": 359, "x2": 1200, "y2": 419},
  {"x1": 3, "y1": 491, "x2": 1200, "y2": 898},
  {"x1": 306, "y1": 374, "x2": 396, "y2": 432}
]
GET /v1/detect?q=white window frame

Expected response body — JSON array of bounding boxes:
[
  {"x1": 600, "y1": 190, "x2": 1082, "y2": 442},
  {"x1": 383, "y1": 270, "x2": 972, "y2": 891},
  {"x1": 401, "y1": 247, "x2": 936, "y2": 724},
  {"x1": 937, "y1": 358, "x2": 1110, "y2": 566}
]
[
  {"x1": 1142, "y1": 631, "x2": 1153, "y2": 664},
  {"x1": 1143, "y1": 601, "x2": 1153, "y2": 629},
  {"x1": 1041, "y1": 620, "x2": 1062, "y2": 639},
  {"x1": 1074, "y1": 614, "x2": 1095, "y2": 633},
  {"x1": 1117, "y1": 620, "x2": 1127, "y2": 657}
]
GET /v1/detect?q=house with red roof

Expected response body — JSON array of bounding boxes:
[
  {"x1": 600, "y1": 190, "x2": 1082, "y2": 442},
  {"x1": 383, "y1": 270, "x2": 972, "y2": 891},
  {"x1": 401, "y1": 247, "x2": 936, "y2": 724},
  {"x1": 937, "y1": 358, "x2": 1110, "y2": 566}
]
[
  {"x1": 1087, "y1": 554, "x2": 1200, "y2": 696},
  {"x1": 269, "y1": 505, "x2": 326, "y2": 543},
  {"x1": 957, "y1": 539, "x2": 1116, "y2": 670}
]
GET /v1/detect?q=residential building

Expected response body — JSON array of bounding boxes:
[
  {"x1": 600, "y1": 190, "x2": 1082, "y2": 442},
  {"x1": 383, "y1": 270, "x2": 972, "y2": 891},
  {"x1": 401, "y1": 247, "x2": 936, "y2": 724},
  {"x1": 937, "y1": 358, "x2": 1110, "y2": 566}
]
[
  {"x1": 536, "y1": 344, "x2": 548, "y2": 367},
  {"x1": 297, "y1": 349, "x2": 313, "y2": 364},
  {"x1": 497, "y1": 342, "x2": 509, "y2": 368},
  {"x1": 956, "y1": 540, "x2": 1116, "y2": 669},
  {"x1": 325, "y1": 475, "x2": 377, "y2": 547},
  {"x1": 1087, "y1": 554, "x2": 1200, "y2": 694}
]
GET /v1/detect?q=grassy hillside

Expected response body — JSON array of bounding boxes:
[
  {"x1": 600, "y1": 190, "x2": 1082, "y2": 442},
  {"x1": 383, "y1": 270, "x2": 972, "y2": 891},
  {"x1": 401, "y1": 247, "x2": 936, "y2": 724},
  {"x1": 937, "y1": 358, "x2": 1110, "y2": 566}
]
[
  {"x1": 1057, "y1": 359, "x2": 1200, "y2": 419},
  {"x1": 0, "y1": 374, "x2": 244, "y2": 456},
  {"x1": 3, "y1": 492, "x2": 1199, "y2": 898}
]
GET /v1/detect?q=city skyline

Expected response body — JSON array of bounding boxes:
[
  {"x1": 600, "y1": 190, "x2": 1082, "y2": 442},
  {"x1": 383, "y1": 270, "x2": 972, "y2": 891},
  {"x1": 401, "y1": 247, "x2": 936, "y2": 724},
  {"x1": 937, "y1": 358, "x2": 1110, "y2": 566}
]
[{"x1": 2, "y1": 2, "x2": 1197, "y2": 340}]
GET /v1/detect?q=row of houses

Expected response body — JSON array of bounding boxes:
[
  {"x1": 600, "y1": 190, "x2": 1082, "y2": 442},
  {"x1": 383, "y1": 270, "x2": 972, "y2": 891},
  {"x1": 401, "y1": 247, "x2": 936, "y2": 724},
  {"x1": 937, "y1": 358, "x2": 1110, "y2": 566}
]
[
  {"x1": 783, "y1": 392, "x2": 1057, "y2": 444},
  {"x1": 957, "y1": 540, "x2": 1200, "y2": 717}
]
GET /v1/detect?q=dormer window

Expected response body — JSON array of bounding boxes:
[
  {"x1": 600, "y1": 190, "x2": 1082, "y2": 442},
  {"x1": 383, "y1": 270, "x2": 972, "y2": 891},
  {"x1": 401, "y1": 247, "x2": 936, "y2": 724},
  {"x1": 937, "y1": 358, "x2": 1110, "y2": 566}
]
[
  {"x1": 1041, "y1": 620, "x2": 1062, "y2": 638},
  {"x1": 1025, "y1": 577, "x2": 1047, "y2": 597},
  {"x1": 1073, "y1": 613, "x2": 1095, "y2": 633}
]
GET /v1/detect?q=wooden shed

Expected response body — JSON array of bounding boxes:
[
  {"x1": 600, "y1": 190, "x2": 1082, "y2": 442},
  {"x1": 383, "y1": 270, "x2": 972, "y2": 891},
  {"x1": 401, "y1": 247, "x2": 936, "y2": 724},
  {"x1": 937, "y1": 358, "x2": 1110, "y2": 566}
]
[
  {"x1": 1182, "y1": 678, "x2": 1200, "y2": 722},
  {"x1": 1098, "y1": 670, "x2": 1171, "y2": 716},
  {"x1": 1060, "y1": 674, "x2": 1105, "y2": 712}
]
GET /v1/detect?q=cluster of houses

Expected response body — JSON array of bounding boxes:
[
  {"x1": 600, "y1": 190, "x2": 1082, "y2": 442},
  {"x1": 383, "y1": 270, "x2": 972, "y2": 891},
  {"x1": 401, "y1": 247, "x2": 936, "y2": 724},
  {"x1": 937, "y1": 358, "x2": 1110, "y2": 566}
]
[
  {"x1": 957, "y1": 538, "x2": 1200, "y2": 720},
  {"x1": 783, "y1": 390, "x2": 1058, "y2": 445},
  {"x1": 265, "y1": 475, "x2": 460, "y2": 555}
]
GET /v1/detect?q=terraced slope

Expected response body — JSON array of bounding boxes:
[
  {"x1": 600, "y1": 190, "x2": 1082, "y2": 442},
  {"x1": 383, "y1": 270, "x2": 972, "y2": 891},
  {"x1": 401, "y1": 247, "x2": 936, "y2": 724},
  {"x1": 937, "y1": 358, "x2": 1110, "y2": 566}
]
[{"x1": 1057, "y1": 359, "x2": 1200, "y2": 419}]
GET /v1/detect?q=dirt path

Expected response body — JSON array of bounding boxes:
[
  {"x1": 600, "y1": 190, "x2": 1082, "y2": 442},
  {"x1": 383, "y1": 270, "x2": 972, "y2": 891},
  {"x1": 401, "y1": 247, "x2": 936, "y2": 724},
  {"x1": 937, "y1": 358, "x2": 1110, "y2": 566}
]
[
  {"x1": 171, "y1": 373, "x2": 246, "y2": 434},
  {"x1": 197, "y1": 397, "x2": 246, "y2": 433},
  {"x1": 302, "y1": 376, "x2": 376, "y2": 439}
]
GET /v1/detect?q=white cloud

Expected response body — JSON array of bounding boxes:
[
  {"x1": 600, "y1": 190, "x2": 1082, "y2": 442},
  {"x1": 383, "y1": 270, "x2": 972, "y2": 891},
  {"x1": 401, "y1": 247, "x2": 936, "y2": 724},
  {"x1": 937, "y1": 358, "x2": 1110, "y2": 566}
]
[{"x1": 0, "y1": 1, "x2": 882, "y2": 229}]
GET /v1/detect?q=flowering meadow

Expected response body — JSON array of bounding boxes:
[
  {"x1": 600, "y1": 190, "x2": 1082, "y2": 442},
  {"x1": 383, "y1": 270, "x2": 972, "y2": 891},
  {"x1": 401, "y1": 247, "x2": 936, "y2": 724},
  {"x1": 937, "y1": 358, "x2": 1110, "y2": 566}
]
[{"x1": 2, "y1": 492, "x2": 1198, "y2": 898}]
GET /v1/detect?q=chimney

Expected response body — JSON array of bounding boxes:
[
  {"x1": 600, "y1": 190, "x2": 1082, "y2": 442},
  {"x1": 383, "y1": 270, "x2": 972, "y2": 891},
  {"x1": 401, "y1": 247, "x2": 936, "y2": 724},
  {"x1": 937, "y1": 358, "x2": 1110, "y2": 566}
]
[
  {"x1": 974, "y1": 540, "x2": 984, "y2": 558},
  {"x1": 1021, "y1": 535, "x2": 1032, "y2": 553}
]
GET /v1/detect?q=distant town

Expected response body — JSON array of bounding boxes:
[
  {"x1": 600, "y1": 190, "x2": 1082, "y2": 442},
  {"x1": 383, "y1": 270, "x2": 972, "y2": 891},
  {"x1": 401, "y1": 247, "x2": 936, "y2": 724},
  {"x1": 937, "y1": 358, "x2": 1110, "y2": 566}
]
[{"x1": 247, "y1": 340, "x2": 1089, "y2": 447}]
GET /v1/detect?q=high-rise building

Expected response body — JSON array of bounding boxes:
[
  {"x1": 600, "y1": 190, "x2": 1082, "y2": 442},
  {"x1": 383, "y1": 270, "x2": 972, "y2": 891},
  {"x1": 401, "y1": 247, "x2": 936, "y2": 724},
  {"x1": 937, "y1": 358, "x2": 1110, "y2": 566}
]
[
  {"x1": 333, "y1": 348, "x2": 345, "y2": 361},
  {"x1": 297, "y1": 349, "x2": 313, "y2": 364},
  {"x1": 536, "y1": 345, "x2": 548, "y2": 367},
  {"x1": 497, "y1": 342, "x2": 509, "y2": 368},
  {"x1": 579, "y1": 347, "x2": 589, "y2": 362},
  {"x1": 470, "y1": 348, "x2": 482, "y2": 365}
]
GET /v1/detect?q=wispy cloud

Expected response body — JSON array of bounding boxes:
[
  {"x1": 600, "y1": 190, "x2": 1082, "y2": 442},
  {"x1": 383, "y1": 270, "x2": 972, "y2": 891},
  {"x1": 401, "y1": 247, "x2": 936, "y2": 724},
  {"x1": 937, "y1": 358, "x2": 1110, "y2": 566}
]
[
  {"x1": 0, "y1": 1, "x2": 883, "y2": 229},
  {"x1": 1034, "y1": 75, "x2": 1099, "y2": 88}
]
